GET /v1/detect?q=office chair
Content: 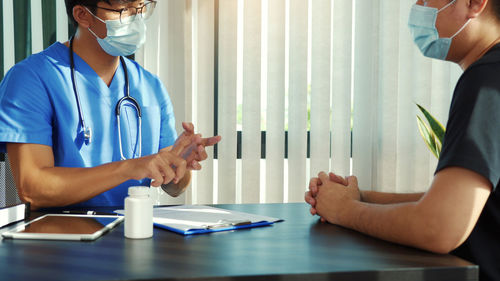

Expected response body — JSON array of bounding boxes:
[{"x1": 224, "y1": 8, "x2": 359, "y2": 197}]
[{"x1": 0, "y1": 153, "x2": 22, "y2": 207}]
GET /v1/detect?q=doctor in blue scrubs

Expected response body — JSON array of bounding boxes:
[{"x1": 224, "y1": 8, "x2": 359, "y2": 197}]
[{"x1": 0, "y1": 0, "x2": 220, "y2": 209}]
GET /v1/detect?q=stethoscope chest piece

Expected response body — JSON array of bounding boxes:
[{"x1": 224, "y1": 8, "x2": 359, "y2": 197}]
[{"x1": 84, "y1": 126, "x2": 92, "y2": 145}]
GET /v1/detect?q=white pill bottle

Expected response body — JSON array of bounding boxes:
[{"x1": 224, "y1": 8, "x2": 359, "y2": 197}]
[{"x1": 124, "y1": 186, "x2": 153, "y2": 239}]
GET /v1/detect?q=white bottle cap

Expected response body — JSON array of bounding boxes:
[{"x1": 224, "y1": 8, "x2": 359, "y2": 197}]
[{"x1": 128, "y1": 186, "x2": 149, "y2": 196}]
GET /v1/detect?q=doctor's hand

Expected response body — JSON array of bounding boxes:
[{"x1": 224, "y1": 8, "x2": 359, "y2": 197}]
[
  {"x1": 128, "y1": 136, "x2": 191, "y2": 187},
  {"x1": 173, "y1": 122, "x2": 222, "y2": 170}
]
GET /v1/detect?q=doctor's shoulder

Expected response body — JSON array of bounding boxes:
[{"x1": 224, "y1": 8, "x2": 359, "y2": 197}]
[
  {"x1": 0, "y1": 53, "x2": 48, "y2": 94},
  {"x1": 0, "y1": 46, "x2": 74, "y2": 107},
  {"x1": 122, "y1": 56, "x2": 168, "y2": 95},
  {"x1": 2, "y1": 45, "x2": 62, "y2": 85}
]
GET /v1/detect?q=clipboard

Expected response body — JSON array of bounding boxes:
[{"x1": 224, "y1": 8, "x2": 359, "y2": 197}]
[{"x1": 151, "y1": 205, "x2": 283, "y2": 235}]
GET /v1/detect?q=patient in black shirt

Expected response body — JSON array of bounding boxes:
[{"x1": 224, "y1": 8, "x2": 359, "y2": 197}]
[{"x1": 305, "y1": 1, "x2": 500, "y2": 280}]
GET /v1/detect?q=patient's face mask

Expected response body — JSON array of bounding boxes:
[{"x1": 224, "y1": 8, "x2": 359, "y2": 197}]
[
  {"x1": 408, "y1": 0, "x2": 471, "y2": 60},
  {"x1": 86, "y1": 8, "x2": 147, "y2": 57}
]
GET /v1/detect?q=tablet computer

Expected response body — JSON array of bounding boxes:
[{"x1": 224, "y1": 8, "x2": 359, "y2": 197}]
[{"x1": 1, "y1": 214, "x2": 123, "y2": 241}]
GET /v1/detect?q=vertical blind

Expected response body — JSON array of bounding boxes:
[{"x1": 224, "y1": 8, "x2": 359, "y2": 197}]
[
  {"x1": 138, "y1": 0, "x2": 462, "y2": 204},
  {"x1": 1, "y1": 0, "x2": 72, "y2": 80},
  {"x1": 1, "y1": 0, "x2": 463, "y2": 205}
]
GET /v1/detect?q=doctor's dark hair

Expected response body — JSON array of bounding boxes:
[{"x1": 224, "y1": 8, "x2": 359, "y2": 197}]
[{"x1": 65, "y1": 0, "x2": 137, "y2": 27}]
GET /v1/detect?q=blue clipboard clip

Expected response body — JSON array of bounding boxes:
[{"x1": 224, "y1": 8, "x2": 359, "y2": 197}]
[{"x1": 203, "y1": 219, "x2": 252, "y2": 230}]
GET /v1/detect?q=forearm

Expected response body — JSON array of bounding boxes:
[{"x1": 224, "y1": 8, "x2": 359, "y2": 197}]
[
  {"x1": 10, "y1": 140, "x2": 193, "y2": 209},
  {"x1": 336, "y1": 200, "x2": 448, "y2": 254},
  {"x1": 361, "y1": 190, "x2": 424, "y2": 204},
  {"x1": 315, "y1": 168, "x2": 491, "y2": 255},
  {"x1": 22, "y1": 161, "x2": 132, "y2": 209}
]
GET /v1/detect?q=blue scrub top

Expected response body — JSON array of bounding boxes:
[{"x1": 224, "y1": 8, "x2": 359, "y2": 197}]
[{"x1": 0, "y1": 42, "x2": 177, "y2": 207}]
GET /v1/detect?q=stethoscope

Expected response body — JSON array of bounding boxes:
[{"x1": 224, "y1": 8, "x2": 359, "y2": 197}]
[{"x1": 69, "y1": 36, "x2": 142, "y2": 160}]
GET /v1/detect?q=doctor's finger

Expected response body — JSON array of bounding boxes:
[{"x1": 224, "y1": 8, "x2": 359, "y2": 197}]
[
  {"x1": 189, "y1": 160, "x2": 202, "y2": 170},
  {"x1": 158, "y1": 163, "x2": 177, "y2": 185},
  {"x1": 168, "y1": 155, "x2": 187, "y2": 183},
  {"x1": 182, "y1": 122, "x2": 195, "y2": 134},
  {"x1": 201, "y1": 135, "x2": 221, "y2": 147},
  {"x1": 155, "y1": 158, "x2": 176, "y2": 185},
  {"x1": 143, "y1": 154, "x2": 170, "y2": 186},
  {"x1": 171, "y1": 136, "x2": 193, "y2": 155},
  {"x1": 150, "y1": 169, "x2": 165, "y2": 187},
  {"x1": 153, "y1": 152, "x2": 178, "y2": 184},
  {"x1": 195, "y1": 145, "x2": 208, "y2": 161}
]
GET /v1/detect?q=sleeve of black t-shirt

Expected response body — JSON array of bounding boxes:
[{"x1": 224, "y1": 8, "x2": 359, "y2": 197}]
[{"x1": 436, "y1": 63, "x2": 500, "y2": 190}]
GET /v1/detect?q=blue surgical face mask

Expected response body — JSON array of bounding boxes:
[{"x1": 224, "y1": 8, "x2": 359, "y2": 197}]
[
  {"x1": 86, "y1": 8, "x2": 147, "y2": 57},
  {"x1": 408, "y1": 0, "x2": 471, "y2": 60}
]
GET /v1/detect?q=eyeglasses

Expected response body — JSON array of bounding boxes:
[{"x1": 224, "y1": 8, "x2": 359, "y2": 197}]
[{"x1": 86, "y1": 0, "x2": 157, "y2": 24}]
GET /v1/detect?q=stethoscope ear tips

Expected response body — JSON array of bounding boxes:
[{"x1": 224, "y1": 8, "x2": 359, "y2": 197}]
[{"x1": 84, "y1": 126, "x2": 92, "y2": 145}]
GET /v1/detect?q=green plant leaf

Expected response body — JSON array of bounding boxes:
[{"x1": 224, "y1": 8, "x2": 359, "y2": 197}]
[
  {"x1": 416, "y1": 115, "x2": 439, "y2": 159},
  {"x1": 416, "y1": 104, "x2": 446, "y2": 146},
  {"x1": 433, "y1": 133, "x2": 442, "y2": 158}
]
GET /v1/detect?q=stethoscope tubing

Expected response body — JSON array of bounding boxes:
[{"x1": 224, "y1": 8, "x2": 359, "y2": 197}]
[
  {"x1": 69, "y1": 36, "x2": 142, "y2": 160},
  {"x1": 69, "y1": 38, "x2": 91, "y2": 144}
]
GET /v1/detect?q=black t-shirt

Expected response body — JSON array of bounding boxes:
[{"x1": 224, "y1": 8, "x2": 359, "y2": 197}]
[{"x1": 436, "y1": 44, "x2": 500, "y2": 281}]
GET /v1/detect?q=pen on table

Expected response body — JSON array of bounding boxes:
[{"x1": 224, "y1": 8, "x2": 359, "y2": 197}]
[{"x1": 62, "y1": 210, "x2": 118, "y2": 216}]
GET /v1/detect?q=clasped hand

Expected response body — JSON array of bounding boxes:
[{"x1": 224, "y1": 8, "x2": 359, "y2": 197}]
[
  {"x1": 304, "y1": 171, "x2": 361, "y2": 224},
  {"x1": 129, "y1": 122, "x2": 221, "y2": 187}
]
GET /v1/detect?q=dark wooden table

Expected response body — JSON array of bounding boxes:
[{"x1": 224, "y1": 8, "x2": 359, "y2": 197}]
[{"x1": 0, "y1": 203, "x2": 477, "y2": 281}]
